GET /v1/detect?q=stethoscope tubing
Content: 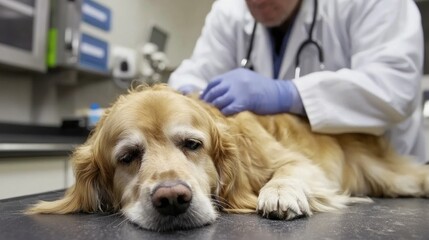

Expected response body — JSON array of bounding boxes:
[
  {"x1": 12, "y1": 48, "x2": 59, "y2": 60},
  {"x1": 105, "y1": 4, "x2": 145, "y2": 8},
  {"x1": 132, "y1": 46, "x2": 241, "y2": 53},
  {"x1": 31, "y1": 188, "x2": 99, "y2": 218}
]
[
  {"x1": 240, "y1": 21, "x2": 258, "y2": 69},
  {"x1": 241, "y1": 0, "x2": 324, "y2": 78}
]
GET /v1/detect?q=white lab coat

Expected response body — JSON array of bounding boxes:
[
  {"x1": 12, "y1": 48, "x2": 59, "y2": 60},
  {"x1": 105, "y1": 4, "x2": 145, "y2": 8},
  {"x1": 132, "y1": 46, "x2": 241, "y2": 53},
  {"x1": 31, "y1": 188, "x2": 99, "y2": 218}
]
[{"x1": 168, "y1": 0, "x2": 426, "y2": 163}]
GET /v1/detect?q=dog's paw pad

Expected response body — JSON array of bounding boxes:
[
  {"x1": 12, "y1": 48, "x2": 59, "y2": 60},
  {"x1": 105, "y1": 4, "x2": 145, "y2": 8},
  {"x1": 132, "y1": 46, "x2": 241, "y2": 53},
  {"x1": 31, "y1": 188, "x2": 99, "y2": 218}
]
[{"x1": 257, "y1": 180, "x2": 311, "y2": 220}]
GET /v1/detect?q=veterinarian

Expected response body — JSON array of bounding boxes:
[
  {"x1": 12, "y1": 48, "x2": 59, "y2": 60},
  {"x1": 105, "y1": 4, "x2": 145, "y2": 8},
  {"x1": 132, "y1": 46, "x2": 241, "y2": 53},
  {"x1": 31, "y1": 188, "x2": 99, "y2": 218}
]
[{"x1": 168, "y1": 0, "x2": 426, "y2": 163}]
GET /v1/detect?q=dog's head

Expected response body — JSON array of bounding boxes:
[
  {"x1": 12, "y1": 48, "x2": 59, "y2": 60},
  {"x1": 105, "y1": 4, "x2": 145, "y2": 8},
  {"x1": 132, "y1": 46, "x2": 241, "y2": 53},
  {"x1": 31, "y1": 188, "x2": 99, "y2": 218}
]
[{"x1": 27, "y1": 85, "x2": 241, "y2": 231}]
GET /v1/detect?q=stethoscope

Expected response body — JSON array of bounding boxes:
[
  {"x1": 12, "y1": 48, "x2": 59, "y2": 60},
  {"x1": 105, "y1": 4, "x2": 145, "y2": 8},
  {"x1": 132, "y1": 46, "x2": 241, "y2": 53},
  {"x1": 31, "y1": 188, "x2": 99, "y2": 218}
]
[{"x1": 240, "y1": 0, "x2": 325, "y2": 79}]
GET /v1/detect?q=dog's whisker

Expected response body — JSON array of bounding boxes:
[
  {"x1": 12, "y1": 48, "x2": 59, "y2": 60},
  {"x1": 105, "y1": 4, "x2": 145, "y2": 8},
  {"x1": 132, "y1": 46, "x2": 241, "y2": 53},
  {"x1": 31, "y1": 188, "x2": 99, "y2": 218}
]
[
  {"x1": 111, "y1": 216, "x2": 130, "y2": 228},
  {"x1": 208, "y1": 194, "x2": 235, "y2": 210},
  {"x1": 189, "y1": 208, "x2": 209, "y2": 226},
  {"x1": 211, "y1": 200, "x2": 230, "y2": 209}
]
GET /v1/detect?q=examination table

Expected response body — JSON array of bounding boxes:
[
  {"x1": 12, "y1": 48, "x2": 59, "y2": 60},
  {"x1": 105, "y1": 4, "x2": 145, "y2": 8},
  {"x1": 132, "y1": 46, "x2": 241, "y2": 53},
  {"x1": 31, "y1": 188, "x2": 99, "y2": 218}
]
[{"x1": 1, "y1": 190, "x2": 428, "y2": 240}]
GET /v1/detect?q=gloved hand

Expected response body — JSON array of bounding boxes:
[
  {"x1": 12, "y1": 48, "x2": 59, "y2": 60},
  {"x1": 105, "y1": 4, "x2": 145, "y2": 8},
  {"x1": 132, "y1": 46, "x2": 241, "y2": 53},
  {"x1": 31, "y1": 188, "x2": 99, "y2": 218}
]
[
  {"x1": 201, "y1": 68, "x2": 299, "y2": 115},
  {"x1": 177, "y1": 84, "x2": 201, "y2": 95}
]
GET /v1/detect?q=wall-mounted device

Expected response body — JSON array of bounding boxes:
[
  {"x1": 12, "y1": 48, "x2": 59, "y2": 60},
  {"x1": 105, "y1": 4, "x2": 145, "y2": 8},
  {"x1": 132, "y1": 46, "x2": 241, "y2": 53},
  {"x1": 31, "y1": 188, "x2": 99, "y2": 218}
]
[
  {"x1": 48, "y1": 0, "x2": 111, "y2": 75},
  {"x1": 149, "y1": 26, "x2": 169, "y2": 52},
  {"x1": 138, "y1": 26, "x2": 169, "y2": 85},
  {"x1": 0, "y1": 0, "x2": 50, "y2": 72}
]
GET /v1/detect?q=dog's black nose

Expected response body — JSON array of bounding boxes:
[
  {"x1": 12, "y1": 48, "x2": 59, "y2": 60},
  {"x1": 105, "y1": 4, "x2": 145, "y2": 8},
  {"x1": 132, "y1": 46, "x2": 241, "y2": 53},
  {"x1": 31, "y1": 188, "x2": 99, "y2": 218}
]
[{"x1": 151, "y1": 181, "x2": 192, "y2": 216}]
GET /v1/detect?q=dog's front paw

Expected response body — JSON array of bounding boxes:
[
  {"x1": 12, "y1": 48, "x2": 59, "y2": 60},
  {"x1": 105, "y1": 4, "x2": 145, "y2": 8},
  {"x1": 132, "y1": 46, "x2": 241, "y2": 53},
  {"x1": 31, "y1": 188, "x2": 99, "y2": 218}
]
[{"x1": 257, "y1": 179, "x2": 311, "y2": 220}]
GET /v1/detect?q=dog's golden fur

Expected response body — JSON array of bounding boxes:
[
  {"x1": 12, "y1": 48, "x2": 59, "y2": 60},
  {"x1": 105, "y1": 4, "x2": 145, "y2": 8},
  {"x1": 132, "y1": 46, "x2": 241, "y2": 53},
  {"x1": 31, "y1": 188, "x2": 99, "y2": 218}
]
[{"x1": 28, "y1": 84, "x2": 429, "y2": 231}]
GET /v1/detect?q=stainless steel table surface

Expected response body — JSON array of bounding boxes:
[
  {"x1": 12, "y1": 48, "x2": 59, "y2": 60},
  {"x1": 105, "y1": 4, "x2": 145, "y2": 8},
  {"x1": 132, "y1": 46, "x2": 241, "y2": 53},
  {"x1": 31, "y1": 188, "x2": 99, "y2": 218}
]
[{"x1": 1, "y1": 190, "x2": 428, "y2": 240}]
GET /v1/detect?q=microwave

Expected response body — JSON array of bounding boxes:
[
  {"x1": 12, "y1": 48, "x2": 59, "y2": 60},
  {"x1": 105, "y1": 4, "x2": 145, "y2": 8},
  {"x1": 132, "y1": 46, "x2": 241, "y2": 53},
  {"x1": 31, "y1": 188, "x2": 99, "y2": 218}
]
[{"x1": 0, "y1": 0, "x2": 49, "y2": 72}]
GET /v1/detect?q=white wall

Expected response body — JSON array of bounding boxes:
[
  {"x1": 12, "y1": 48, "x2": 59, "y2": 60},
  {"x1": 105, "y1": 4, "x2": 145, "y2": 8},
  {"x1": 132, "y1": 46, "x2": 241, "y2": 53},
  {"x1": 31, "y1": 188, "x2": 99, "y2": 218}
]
[{"x1": 0, "y1": 74, "x2": 33, "y2": 124}]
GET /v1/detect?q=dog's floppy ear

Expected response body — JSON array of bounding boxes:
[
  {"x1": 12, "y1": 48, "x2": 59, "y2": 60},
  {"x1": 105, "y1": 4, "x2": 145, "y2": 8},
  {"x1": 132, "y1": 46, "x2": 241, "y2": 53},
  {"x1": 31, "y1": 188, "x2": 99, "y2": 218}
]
[
  {"x1": 210, "y1": 121, "x2": 258, "y2": 212},
  {"x1": 27, "y1": 115, "x2": 115, "y2": 214},
  {"x1": 26, "y1": 142, "x2": 104, "y2": 214}
]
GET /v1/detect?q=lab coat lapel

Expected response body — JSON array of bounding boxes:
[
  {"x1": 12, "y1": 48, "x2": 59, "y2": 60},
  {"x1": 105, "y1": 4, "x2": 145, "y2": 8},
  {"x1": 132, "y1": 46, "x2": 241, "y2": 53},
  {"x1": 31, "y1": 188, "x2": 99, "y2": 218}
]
[
  {"x1": 244, "y1": 11, "x2": 273, "y2": 78},
  {"x1": 253, "y1": 28, "x2": 274, "y2": 78},
  {"x1": 279, "y1": 0, "x2": 322, "y2": 80}
]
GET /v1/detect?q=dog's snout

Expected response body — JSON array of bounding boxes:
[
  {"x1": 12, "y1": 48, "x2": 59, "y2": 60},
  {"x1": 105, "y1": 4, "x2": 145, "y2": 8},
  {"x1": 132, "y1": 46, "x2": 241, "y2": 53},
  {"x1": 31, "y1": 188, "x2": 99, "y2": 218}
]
[{"x1": 151, "y1": 181, "x2": 192, "y2": 216}]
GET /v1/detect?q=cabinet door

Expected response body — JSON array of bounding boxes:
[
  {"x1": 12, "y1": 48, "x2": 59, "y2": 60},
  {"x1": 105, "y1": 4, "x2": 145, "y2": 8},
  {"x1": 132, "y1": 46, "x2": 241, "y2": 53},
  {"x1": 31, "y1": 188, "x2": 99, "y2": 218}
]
[
  {"x1": 0, "y1": 0, "x2": 49, "y2": 71},
  {"x1": 0, "y1": 156, "x2": 67, "y2": 200}
]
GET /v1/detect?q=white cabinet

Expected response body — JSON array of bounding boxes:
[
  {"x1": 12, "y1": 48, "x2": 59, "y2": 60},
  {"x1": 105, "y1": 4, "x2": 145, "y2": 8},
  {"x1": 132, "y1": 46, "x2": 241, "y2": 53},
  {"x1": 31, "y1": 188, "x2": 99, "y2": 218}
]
[
  {"x1": 0, "y1": 156, "x2": 74, "y2": 200},
  {"x1": 0, "y1": 0, "x2": 50, "y2": 72}
]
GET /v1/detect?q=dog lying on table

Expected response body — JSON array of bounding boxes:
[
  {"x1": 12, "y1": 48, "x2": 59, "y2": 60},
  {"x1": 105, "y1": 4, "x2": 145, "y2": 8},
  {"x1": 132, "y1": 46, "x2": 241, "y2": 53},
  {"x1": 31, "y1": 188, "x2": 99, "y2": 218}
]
[{"x1": 28, "y1": 84, "x2": 429, "y2": 231}]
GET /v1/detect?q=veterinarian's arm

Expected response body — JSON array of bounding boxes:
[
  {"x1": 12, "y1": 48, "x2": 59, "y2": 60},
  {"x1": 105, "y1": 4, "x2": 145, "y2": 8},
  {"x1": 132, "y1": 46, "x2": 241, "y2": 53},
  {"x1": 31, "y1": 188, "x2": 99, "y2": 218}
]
[
  {"x1": 293, "y1": 0, "x2": 423, "y2": 135},
  {"x1": 168, "y1": 0, "x2": 238, "y2": 94}
]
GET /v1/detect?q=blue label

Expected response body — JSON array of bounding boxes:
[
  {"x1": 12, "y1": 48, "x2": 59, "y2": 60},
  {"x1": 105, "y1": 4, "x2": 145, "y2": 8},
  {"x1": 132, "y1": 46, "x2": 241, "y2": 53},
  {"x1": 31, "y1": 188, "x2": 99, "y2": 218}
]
[
  {"x1": 82, "y1": 0, "x2": 112, "y2": 31},
  {"x1": 79, "y1": 33, "x2": 109, "y2": 72}
]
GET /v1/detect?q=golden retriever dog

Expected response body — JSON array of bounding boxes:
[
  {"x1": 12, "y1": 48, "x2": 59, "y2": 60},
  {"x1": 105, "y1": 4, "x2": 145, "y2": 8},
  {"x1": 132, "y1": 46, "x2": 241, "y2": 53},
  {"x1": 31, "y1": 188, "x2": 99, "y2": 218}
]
[{"x1": 28, "y1": 84, "x2": 429, "y2": 231}]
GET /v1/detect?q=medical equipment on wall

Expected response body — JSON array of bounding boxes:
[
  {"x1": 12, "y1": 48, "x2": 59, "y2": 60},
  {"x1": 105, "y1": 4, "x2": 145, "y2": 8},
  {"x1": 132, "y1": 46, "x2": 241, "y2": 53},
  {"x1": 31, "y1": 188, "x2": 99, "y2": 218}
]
[
  {"x1": 49, "y1": 0, "x2": 112, "y2": 75},
  {"x1": 111, "y1": 46, "x2": 138, "y2": 88},
  {"x1": 140, "y1": 42, "x2": 169, "y2": 85},
  {"x1": 112, "y1": 25, "x2": 169, "y2": 89},
  {"x1": 241, "y1": 0, "x2": 325, "y2": 78},
  {"x1": 110, "y1": 43, "x2": 169, "y2": 89}
]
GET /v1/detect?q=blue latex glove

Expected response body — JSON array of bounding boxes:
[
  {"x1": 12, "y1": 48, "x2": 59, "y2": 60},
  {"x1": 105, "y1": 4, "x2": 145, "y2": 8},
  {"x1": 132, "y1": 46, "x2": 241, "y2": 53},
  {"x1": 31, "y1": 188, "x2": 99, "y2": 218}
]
[
  {"x1": 177, "y1": 84, "x2": 201, "y2": 95},
  {"x1": 201, "y1": 68, "x2": 301, "y2": 115}
]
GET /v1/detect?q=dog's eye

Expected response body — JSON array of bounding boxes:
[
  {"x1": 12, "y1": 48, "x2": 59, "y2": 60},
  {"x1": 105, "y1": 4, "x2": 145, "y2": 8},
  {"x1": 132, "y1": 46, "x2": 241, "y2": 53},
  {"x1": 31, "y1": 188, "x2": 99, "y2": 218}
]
[
  {"x1": 183, "y1": 139, "x2": 202, "y2": 151},
  {"x1": 119, "y1": 148, "x2": 143, "y2": 165}
]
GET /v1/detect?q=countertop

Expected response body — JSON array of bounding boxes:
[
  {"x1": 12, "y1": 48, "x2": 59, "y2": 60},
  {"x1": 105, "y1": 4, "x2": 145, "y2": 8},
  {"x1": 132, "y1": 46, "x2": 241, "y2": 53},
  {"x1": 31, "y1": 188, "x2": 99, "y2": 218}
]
[
  {"x1": 1, "y1": 190, "x2": 428, "y2": 240},
  {"x1": 0, "y1": 123, "x2": 89, "y2": 157}
]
